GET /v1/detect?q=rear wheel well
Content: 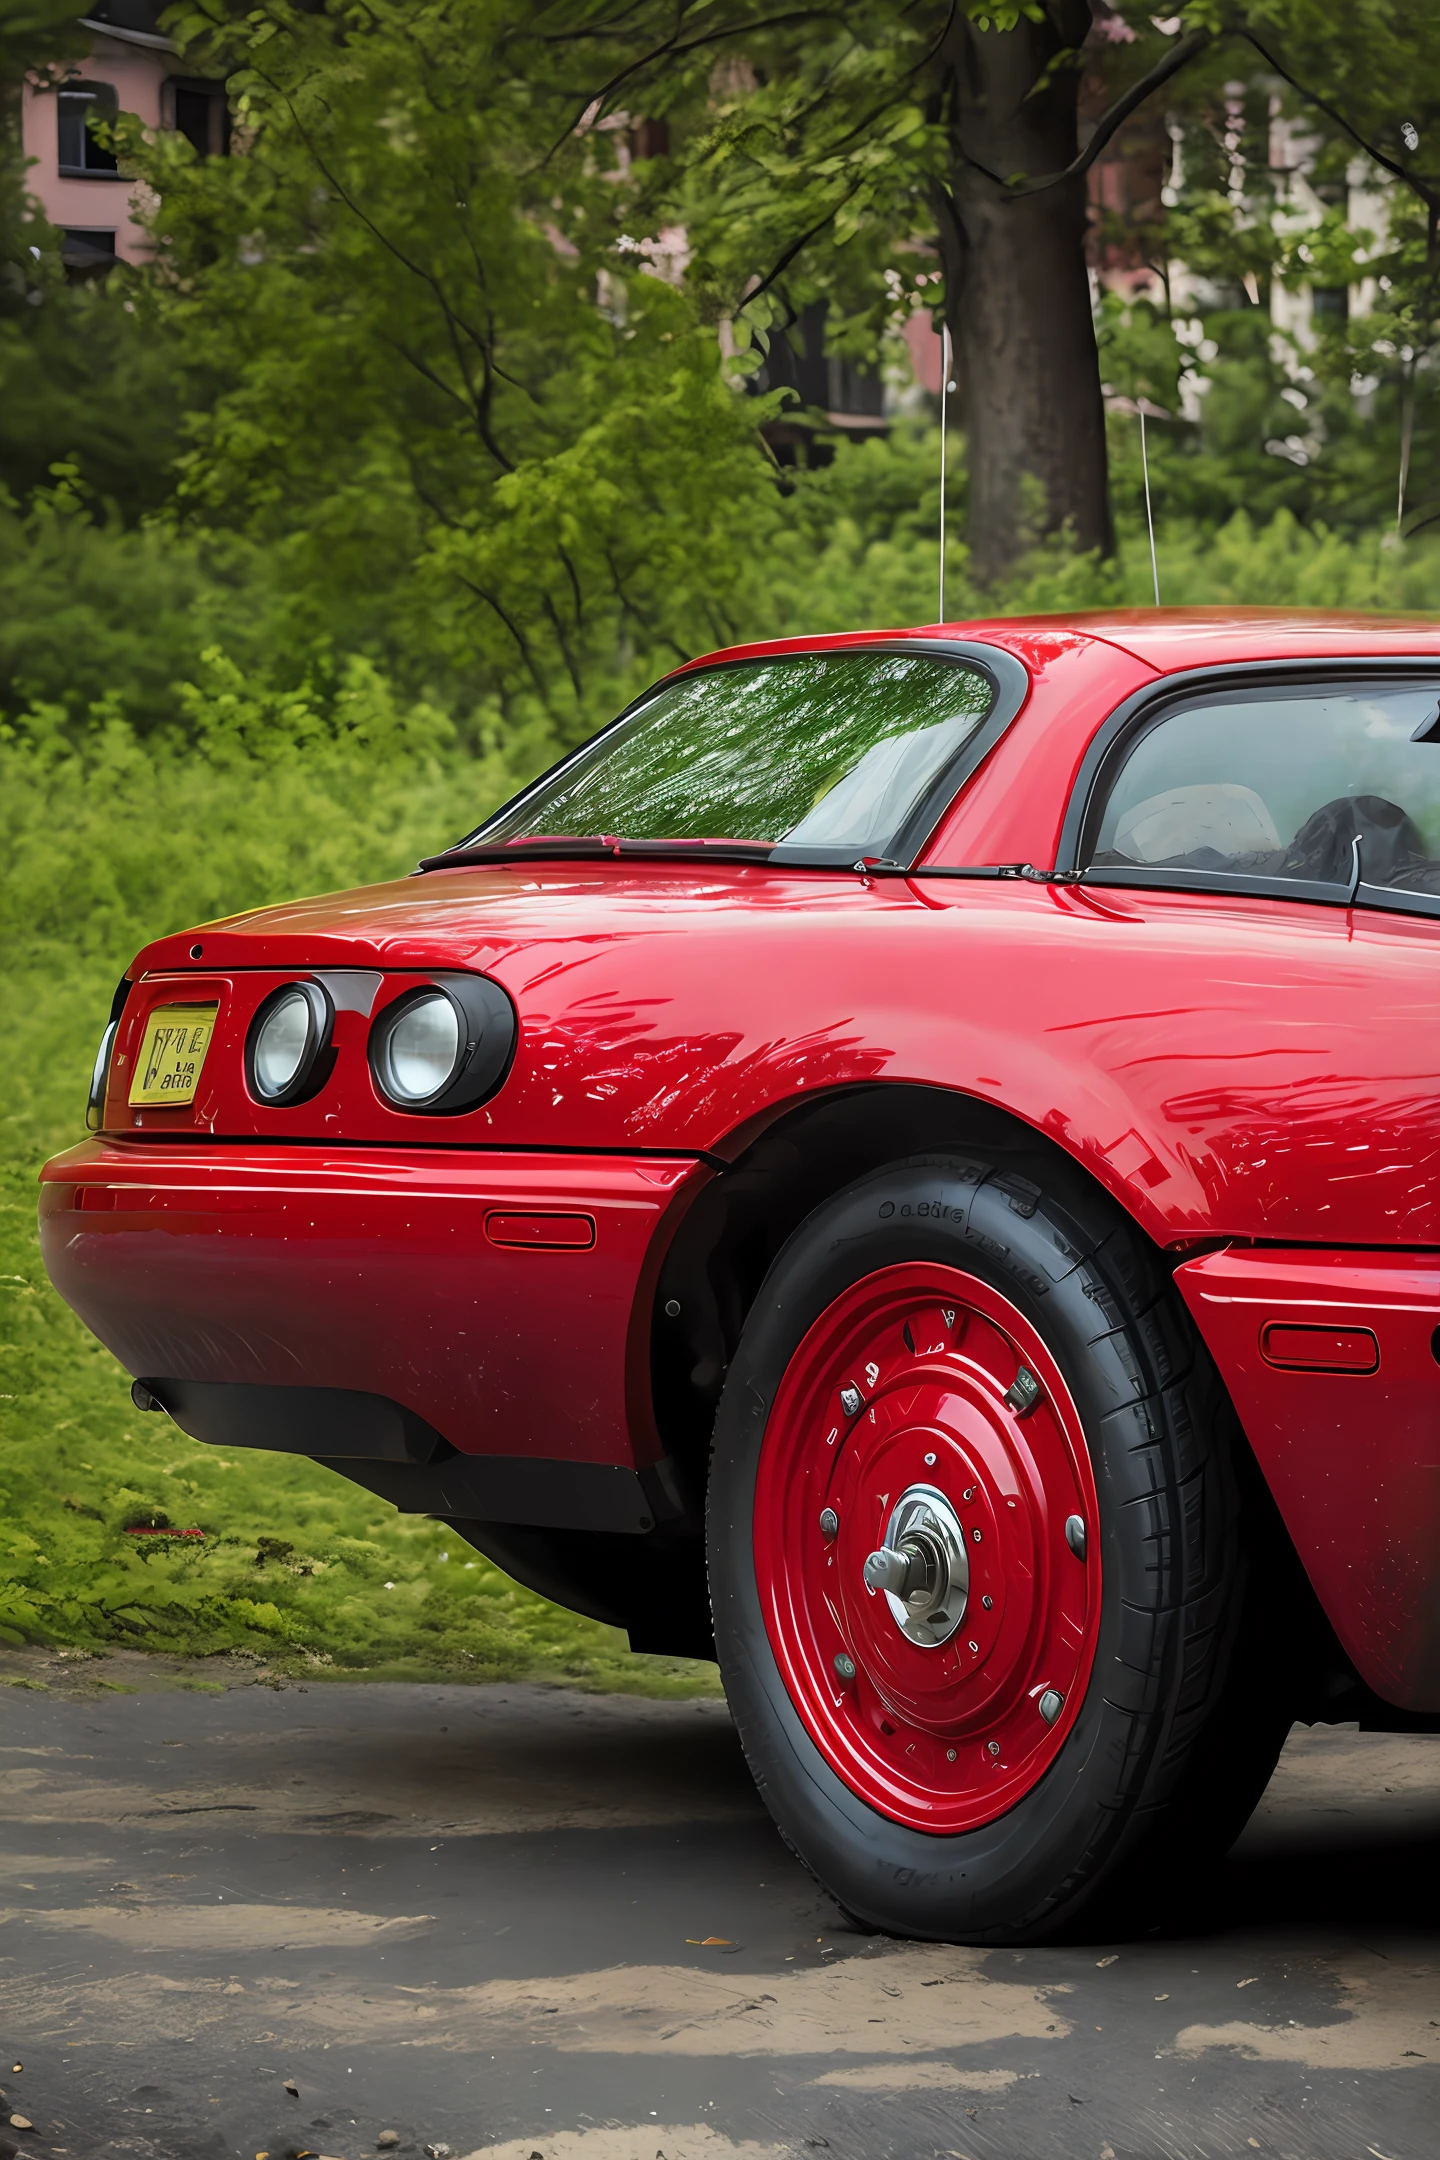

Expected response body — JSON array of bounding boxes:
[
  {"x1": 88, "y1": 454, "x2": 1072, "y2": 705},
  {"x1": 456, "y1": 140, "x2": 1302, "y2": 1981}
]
[{"x1": 652, "y1": 1084, "x2": 1105, "y2": 1495}]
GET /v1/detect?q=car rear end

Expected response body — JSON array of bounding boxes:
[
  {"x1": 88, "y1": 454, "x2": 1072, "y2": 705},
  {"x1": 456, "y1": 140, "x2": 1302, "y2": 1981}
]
[{"x1": 40, "y1": 631, "x2": 1025, "y2": 1652}]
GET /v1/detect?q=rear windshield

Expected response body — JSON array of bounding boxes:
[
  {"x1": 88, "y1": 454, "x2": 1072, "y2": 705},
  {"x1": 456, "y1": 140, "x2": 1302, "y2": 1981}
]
[
  {"x1": 474, "y1": 651, "x2": 995, "y2": 859},
  {"x1": 1089, "y1": 683, "x2": 1440, "y2": 898}
]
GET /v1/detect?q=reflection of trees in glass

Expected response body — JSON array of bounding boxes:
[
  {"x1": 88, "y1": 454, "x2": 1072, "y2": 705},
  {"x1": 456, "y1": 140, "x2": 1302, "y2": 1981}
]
[{"x1": 484, "y1": 655, "x2": 992, "y2": 850}]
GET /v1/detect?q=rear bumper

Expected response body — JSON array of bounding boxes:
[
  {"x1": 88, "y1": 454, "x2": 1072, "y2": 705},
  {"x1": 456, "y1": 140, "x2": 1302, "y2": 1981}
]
[{"x1": 39, "y1": 1139, "x2": 709, "y2": 1531}]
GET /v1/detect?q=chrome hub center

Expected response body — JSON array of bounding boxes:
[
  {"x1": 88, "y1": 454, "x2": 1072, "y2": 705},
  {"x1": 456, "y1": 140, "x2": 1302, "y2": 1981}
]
[{"x1": 863, "y1": 1483, "x2": 970, "y2": 1647}]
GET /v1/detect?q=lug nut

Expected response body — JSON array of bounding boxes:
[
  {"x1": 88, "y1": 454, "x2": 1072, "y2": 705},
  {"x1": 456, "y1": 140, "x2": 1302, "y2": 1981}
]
[
  {"x1": 1065, "y1": 1513, "x2": 1087, "y2": 1560},
  {"x1": 834, "y1": 1652, "x2": 857, "y2": 1681},
  {"x1": 946, "y1": 1748, "x2": 957, "y2": 1762},
  {"x1": 982, "y1": 1594, "x2": 993, "y2": 1610},
  {"x1": 1038, "y1": 1688, "x2": 1064, "y2": 1725},
  {"x1": 987, "y1": 1740, "x2": 1001, "y2": 1757},
  {"x1": 839, "y1": 1385, "x2": 862, "y2": 1417},
  {"x1": 819, "y1": 1507, "x2": 839, "y2": 1540}
]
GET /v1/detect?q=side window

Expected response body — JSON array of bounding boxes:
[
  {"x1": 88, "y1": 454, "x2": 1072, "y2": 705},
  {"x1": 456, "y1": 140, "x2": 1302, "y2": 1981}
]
[
  {"x1": 57, "y1": 82, "x2": 120, "y2": 176},
  {"x1": 1084, "y1": 683, "x2": 1440, "y2": 901}
]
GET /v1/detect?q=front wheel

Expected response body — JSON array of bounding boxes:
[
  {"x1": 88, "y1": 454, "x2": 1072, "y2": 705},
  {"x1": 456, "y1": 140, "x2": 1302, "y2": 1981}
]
[{"x1": 707, "y1": 1151, "x2": 1287, "y2": 1941}]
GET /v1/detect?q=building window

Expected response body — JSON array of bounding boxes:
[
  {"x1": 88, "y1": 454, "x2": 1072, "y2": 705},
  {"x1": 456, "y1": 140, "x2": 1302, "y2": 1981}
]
[
  {"x1": 1312, "y1": 286, "x2": 1349, "y2": 326},
  {"x1": 60, "y1": 228, "x2": 117, "y2": 277},
  {"x1": 163, "y1": 77, "x2": 229, "y2": 158},
  {"x1": 57, "y1": 82, "x2": 120, "y2": 176}
]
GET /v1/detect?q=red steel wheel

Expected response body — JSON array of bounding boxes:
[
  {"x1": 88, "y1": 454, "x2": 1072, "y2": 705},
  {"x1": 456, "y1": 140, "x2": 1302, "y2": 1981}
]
[{"x1": 752, "y1": 1260, "x2": 1101, "y2": 1833}]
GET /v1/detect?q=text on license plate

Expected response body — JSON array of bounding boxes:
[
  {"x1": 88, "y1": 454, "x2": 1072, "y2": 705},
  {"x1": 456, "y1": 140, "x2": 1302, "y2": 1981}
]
[{"x1": 128, "y1": 1004, "x2": 219, "y2": 1107}]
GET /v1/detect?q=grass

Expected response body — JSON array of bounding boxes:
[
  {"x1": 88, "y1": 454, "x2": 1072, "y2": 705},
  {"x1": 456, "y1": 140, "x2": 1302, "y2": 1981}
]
[{"x1": 0, "y1": 729, "x2": 719, "y2": 1695}]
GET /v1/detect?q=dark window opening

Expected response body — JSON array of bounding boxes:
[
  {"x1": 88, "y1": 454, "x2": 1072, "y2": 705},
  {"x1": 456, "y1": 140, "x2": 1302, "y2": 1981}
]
[
  {"x1": 165, "y1": 78, "x2": 229, "y2": 158},
  {"x1": 750, "y1": 299, "x2": 887, "y2": 465},
  {"x1": 628, "y1": 117, "x2": 669, "y2": 161},
  {"x1": 57, "y1": 82, "x2": 119, "y2": 176},
  {"x1": 1312, "y1": 286, "x2": 1349, "y2": 325},
  {"x1": 60, "y1": 228, "x2": 117, "y2": 278},
  {"x1": 753, "y1": 301, "x2": 884, "y2": 420}
]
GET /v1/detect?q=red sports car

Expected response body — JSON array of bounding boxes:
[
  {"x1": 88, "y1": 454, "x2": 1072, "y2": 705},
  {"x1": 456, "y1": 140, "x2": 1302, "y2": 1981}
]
[{"x1": 40, "y1": 608, "x2": 1440, "y2": 1939}]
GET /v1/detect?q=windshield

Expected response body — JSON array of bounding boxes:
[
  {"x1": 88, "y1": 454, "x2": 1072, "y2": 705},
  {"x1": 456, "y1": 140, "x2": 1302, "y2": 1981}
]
[
  {"x1": 472, "y1": 651, "x2": 995, "y2": 859},
  {"x1": 1089, "y1": 684, "x2": 1440, "y2": 894}
]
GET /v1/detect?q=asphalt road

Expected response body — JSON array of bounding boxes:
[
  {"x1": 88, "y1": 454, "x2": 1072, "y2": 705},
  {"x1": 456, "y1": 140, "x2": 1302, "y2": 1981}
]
[{"x1": 2, "y1": 1649, "x2": 1438, "y2": 2160}]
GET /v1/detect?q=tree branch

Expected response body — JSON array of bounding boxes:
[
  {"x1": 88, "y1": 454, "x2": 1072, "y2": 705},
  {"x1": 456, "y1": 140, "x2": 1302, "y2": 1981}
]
[
  {"x1": 455, "y1": 576, "x2": 552, "y2": 701},
  {"x1": 983, "y1": 16, "x2": 1440, "y2": 221},
  {"x1": 736, "y1": 175, "x2": 867, "y2": 316},
  {"x1": 1236, "y1": 27, "x2": 1440, "y2": 213},
  {"x1": 251, "y1": 70, "x2": 517, "y2": 473},
  {"x1": 986, "y1": 26, "x2": 1214, "y2": 198},
  {"x1": 535, "y1": 8, "x2": 841, "y2": 166}
]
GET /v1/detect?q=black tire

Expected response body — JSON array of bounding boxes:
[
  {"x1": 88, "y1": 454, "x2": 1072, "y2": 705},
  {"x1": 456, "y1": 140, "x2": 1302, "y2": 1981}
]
[{"x1": 706, "y1": 1150, "x2": 1289, "y2": 1942}]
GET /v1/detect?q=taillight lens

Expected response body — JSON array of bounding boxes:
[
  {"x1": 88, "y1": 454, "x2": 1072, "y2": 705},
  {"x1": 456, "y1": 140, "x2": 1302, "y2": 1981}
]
[
  {"x1": 369, "y1": 975, "x2": 516, "y2": 1114},
  {"x1": 245, "y1": 980, "x2": 335, "y2": 1106},
  {"x1": 381, "y1": 992, "x2": 462, "y2": 1102}
]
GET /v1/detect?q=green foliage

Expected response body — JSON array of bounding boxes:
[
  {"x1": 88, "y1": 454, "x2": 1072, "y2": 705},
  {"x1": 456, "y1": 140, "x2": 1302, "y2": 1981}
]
[
  {"x1": 0, "y1": 718, "x2": 716, "y2": 1691},
  {"x1": 108, "y1": 0, "x2": 786, "y2": 733}
]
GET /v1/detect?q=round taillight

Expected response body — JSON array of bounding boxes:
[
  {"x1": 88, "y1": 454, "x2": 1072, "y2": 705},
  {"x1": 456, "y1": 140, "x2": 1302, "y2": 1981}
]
[
  {"x1": 369, "y1": 976, "x2": 516, "y2": 1115},
  {"x1": 381, "y1": 991, "x2": 462, "y2": 1103},
  {"x1": 245, "y1": 981, "x2": 334, "y2": 1106}
]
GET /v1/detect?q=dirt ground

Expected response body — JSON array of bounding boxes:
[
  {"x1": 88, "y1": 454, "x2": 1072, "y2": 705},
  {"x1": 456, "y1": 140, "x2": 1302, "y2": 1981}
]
[{"x1": 1, "y1": 1646, "x2": 1438, "y2": 2159}]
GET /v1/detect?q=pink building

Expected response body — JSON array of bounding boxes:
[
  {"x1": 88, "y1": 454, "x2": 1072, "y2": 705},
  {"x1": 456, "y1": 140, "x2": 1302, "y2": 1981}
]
[{"x1": 22, "y1": 2, "x2": 226, "y2": 273}]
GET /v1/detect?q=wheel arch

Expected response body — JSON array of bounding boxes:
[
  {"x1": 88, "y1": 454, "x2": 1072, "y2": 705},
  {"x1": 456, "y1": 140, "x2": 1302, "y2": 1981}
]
[{"x1": 651, "y1": 1080, "x2": 1157, "y2": 1489}]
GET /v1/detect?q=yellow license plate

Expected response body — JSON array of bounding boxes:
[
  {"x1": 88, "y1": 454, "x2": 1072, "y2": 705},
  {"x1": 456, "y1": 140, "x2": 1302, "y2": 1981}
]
[{"x1": 128, "y1": 1003, "x2": 219, "y2": 1107}]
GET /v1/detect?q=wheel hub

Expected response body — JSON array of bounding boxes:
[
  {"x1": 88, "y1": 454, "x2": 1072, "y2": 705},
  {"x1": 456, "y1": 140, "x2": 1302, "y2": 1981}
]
[{"x1": 863, "y1": 1483, "x2": 969, "y2": 1647}]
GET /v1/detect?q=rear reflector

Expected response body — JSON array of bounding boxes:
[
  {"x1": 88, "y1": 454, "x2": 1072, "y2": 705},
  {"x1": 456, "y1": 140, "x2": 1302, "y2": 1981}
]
[
  {"x1": 485, "y1": 1210, "x2": 596, "y2": 1250},
  {"x1": 1260, "y1": 1323, "x2": 1379, "y2": 1374}
]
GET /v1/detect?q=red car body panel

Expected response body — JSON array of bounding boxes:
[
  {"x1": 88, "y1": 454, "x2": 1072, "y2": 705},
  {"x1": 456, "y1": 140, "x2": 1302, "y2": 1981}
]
[
  {"x1": 36, "y1": 611, "x2": 1440, "y2": 1707},
  {"x1": 41, "y1": 1141, "x2": 703, "y2": 1473},
  {"x1": 1176, "y1": 1245, "x2": 1440, "y2": 1712},
  {"x1": 86, "y1": 877, "x2": 1440, "y2": 1250}
]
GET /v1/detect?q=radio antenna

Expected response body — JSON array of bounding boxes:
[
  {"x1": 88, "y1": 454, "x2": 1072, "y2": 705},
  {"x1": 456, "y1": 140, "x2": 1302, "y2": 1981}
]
[
  {"x1": 1398, "y1": 352, "x2": 1416, "y2": 538},
  {"x1": 938, "y1": 321, "x2": 952, "y2": 624},
  {"x1": 1140, "y1": 404, "x2": 1160, "y2": 606}
]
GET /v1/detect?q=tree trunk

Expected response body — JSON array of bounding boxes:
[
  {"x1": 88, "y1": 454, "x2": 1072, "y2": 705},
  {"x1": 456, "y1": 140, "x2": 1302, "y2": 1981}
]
[{"x1": 936, "y1": 7, "x2": 1112, "y2": 584}]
